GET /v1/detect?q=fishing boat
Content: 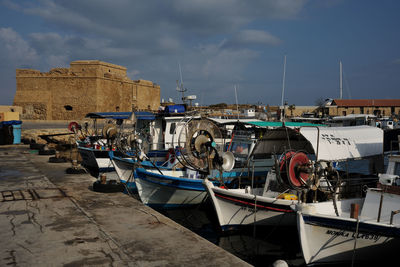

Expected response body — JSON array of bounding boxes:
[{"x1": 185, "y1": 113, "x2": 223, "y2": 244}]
[
  {"x1": 108, "y1": 111, "x2": 196, "y2": 189},
  {"x1": 109, "y1": 149, "x2": 174, "y2": 190},
  {"x1": 132, "y1": 118, "x2": 250, "y2": 208},
  {"x1": 203, "y1": 125, "x2": 384, "y2": 231},
  {"x1": 296, "y1": 154, "x2": 400, "y2": 265},
  {"x1": 134, "y1": 167, "x2": 220, "y2": 208},
  {"x1": 77, "y1": 110, "x2": 172, "y2": 178},
  {"x1": 111, "y1": 115, "x2": 269, "y2": 190},
  {"x1": 76, "y1": 111, "x2": 135, "y2": 177}
]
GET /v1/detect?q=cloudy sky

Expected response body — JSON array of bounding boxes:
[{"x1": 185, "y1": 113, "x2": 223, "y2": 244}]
[{"x1": 1, "y1": 0, "x2": 399, "y2": 106}]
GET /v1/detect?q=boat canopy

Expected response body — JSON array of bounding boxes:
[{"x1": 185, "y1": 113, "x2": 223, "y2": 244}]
[
  {"x1": 134, "y1": 111, "x2": 156, "y2": 120},
  {"x1": 85, "y1": 112, "x2": 133, "y2": 119},
  {"x1": 207, "y1": 118, "x2": 263, "y2": 125},
  {"x1": 246, "y1": 121, "x2": 325, "y2": 128},
  {"x1": 84, "y1": 111, "x2": 156, "y2": 120},
  {"x1": 251, "y1": 125, "x2": 383, "y2": 162}
]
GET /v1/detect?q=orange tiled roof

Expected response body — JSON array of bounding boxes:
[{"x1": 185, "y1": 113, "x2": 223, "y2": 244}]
[{"x1": 332, "y1": 99, "x2": 400, "y2": 107}]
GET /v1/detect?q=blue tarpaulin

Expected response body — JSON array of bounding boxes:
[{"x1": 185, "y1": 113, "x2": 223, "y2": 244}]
[
  {"x1": 85, "y1": 111, "x2": 157, "y2": 120},
  {"x1": 164, "y1": 105, "x2": 185, "y2": 114},
  {"x1": 85, "y1": 112, "x2": 133, "y2": 120},
  {"x1": 0, "y1": 120, "x2": 22, "y2": 126},
  {"x1": 134, "y1": 111, "x2": 156, "y2": 120}
]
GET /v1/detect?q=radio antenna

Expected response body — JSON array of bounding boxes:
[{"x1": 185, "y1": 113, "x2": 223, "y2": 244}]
[{"x1": 176, "y1": 62, "x2": 187, "y2": 104}]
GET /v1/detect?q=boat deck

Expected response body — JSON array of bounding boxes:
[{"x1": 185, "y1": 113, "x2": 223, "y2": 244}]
[{"x1": 0, "y1": 145, "x2": 250, "y2": 266}]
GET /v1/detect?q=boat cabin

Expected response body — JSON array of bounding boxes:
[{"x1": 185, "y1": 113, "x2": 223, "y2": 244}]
[
  {"x1": 250, "y1": 125, "x2": 384, "y2": 196},
  {"x1": 379, "y1": 155, "x2": 400, "y2": 186},
  {"x1": 328, "y1": 114, "x2": 377, "y2": 127}
]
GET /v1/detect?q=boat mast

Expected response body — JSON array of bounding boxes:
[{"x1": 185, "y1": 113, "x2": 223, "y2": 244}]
[
  {"x1": 280, "y1": 55, "x2": 287, "y2": 122},
  {"x1": 280, "y1": 55, "x2": 287, "y2": 106},
  {"x1": 234, "y1": 85, "x2": 239, "y2": 120},
  {"x1": 339, "y1": 60, "x2": 343, "y2": 99}
]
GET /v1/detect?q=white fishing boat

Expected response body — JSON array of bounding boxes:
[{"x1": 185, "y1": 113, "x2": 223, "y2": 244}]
[
  {"x1": 108, "y1": 111, "x2": 195, "y2": 190},
  {"x1": 78, "y1": 145, "x2": 117, "y2": 175},
  {"x1": 133, "y1": 152, "x2": 263, "y2": 209},
  {"x1": 109, "y1": 149, "x2": 173, "y2": 191},
  {"x1": 133, "y1": 118, "x2": 253, "y2": 208},
  {"x1": 296, "y1": 155, "x2": 400, "y2": 265},
  {"x1": 77, "y1": 110, "x2": 175, "y2": 178},
  {"x1": 76, "y1": 111, "x2": 136, "y2": 177},
  {"x1": 134, "y1": 167, "x2": 213, "y2": 208},
  {"x1": 203, "y1": 125, "x2": 384, "y2": 231}
]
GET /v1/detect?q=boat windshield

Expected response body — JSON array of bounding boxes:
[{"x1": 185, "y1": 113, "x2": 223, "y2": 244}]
[{"x1": 229, "y1": 141, "x2": 251, "y2": 157}]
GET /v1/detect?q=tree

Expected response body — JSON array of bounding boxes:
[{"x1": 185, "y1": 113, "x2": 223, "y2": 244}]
[
  {"x1": 288, "y1": 104, "x2": 296, "y2": 117},
  {"x1": 315, "y1": 97, "x2": 325, "y2": 107}
]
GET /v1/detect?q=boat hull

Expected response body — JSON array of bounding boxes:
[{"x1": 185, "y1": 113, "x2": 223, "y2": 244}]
[
  {"x1": 203, "y1": 179, "x2": 296, "y2": 231},
  {"x1": 78, "y1": 147, "x2": 115, "y2": 175},
  {"x1": 134, "y1": 168, "x2": 209, "y2": 208},
  {"x1": 298, "y1": 211, "x2": 400, "y2": 265},
  {"x1": 110, "y1": 156, "x2": 137, "y2": 190}
]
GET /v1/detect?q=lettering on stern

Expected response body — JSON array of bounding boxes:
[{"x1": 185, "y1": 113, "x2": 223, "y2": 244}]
[{"x1": 325, "y1": 229, "x2": 381, "y2": 241}]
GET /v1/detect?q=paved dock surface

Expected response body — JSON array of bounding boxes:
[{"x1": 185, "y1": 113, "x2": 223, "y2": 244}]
[{"x1": 0, "y1": 145, "x2": 251, "y2": 267}]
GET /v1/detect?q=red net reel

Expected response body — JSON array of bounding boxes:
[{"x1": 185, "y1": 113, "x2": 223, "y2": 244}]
[
  {"x1": 279, "y1": 151, "x2": 310, "y2": 190},
  {"x1": 288, "y1": 152, "x2": 310, "y2": 188}
]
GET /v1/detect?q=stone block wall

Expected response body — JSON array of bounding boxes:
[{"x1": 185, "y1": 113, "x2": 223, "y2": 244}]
[
  {"x1": 14, "y1": 60, "x2": 160, "y2": 120},
  {"x1": 134, "y1": 80, "x2": 161, "y2": 111}
]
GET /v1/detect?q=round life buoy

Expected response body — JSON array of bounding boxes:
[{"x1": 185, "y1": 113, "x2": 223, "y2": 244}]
[
  {"x1": 166, "y1": 148, "x2": 178, "y2": 168},
  {"x1": 166, "y1": 148, "x2": 175, "y2": 161}
]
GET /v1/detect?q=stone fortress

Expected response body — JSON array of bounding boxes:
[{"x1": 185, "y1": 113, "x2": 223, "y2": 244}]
[{"x1": 13, "y1": 60, "x2": 160, "y2": 120}]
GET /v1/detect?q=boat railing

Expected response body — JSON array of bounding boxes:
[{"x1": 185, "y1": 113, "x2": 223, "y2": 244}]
[
  {"x1": 390, "y1": 210, "x2": 400, "y2": 225},
  {"x1": 335, "y1": 176, "x2": 379, "y2": 199},
  {"x1": 389, "y1": 137, "x2": 399, "y2": 155}
]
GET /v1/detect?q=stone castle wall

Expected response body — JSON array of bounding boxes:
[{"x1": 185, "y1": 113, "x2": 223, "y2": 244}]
[
  {"x1": 133, "y1": 79, "x2": 160, "y2": 111},
  {"x1": 14, "y1": 60, "x2": 160, "y2": 120}
]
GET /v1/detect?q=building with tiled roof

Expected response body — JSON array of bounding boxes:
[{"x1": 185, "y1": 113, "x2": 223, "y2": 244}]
[{"x1": 323, "y1": 99, "x2": 400, "y2": 118}]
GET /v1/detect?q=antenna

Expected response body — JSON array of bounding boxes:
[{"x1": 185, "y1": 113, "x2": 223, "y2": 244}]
[
  {"x1": 339, "y1": 60, "x2": 343, "y2": 99},
  {"x1": 176, "y1": 62, "x2": 187, "y2": 104},
  {"x1": 234, "y1": 85, "x2": 239, "y2": 120}
]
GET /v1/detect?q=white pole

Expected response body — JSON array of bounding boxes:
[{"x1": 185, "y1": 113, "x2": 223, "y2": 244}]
[
  {"x1": 340, "y1": 60, "x2": 343, "y2": 99},
  {"x1": 234, "y1": 85, "x2": 239, "y2": 120},
  {"x1": 281, "y1": 55, "x2": 287, "y2": 106}
]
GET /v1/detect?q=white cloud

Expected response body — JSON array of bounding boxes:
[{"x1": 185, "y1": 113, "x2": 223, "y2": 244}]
[
  {"x1": 0, "y1": 27, "x2": 38, "y2": 66},
  {"x1": 0, "y1": 0, "x2": 309, "y2": 104},
  {"x1": 127, "y1": 69, "x2": 141, "y2": 79},
  {"x1": 393, "y1": 59, "x2": 400, "y2": 64},
  {"x1": 199, "y1": 42, "x2": 258, "y2": 81},
  {"x1": 224, "y1": 30, "x2": 282, "y2": 48}
]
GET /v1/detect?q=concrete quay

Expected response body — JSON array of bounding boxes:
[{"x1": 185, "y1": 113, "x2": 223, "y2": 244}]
[{"x1": 0, "y1": 145, "x2": 251, "y2": 267}]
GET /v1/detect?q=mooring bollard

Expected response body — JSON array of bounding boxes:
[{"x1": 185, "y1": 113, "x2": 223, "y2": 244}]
[
  {"x1": 100, "y1": 173, "x2": 107, "y2": 184},
  {"x1": 350, "y1": 203, "x2": 359, "y2": 219},
  {"x1": 65, "y1": 159, "x2": 86, "y2": 174},
  {"x1": 272, "y1": 259, "x2": 288, "y2": 267}
]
